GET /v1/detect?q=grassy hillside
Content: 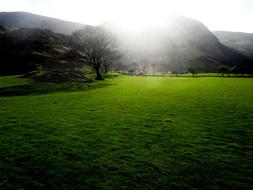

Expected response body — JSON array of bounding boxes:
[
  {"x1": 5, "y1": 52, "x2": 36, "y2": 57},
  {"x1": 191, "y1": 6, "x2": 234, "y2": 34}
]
[
  {"x1": 0, "y1": 12, "x2": 83, "y2": 35},
  {"x1": 0, "y1": 28, "x2": 76, "y2": 76},
  {"x1": 0, "y1": 75, "x2": 253, "y2": 189}
]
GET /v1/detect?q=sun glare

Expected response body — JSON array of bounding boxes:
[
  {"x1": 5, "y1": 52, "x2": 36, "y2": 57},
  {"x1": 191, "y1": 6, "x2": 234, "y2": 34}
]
[
  {"x1": 60, "y1": 0, "x2": 176, "y2": 30},
  {"x1": 79, "y1": 0, "x2": 231, "y2": 31},
  {"x1": 105, "y1": 0, "x2": 173, "y2": 30}
]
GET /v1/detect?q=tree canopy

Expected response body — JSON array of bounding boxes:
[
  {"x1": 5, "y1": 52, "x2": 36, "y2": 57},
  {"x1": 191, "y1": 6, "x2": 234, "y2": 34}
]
[{"x1": 72, "y1": 26, "x2": 120, "y2": 80}]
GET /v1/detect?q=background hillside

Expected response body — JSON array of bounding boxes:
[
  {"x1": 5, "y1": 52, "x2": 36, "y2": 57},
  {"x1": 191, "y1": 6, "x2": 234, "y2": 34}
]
[
  {"x1": 0, "y1": 26, "x2": 89, "y2": 82},
  {"x1": 214, "y1": 31, "x2": 253, "y2": 59},
  {"x1": 0, "y1": 12, "x2": 253, "y2": 75},
  {"x1": 0, "y1": 12, "x2": 83, "y2": 35},
  {"x1": 108, "y1": 16, "x2": 252, "y2": 73}
]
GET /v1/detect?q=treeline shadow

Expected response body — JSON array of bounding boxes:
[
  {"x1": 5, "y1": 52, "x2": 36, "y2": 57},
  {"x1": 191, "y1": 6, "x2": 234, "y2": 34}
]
[{"x1": 0, "y1": 81, "x2": 112, "y2": 97}]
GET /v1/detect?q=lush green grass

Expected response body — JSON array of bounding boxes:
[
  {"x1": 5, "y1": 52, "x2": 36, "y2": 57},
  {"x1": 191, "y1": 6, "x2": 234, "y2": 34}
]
[
  {"x1": 167, "y1": 73, "x2": 253, "y2": 77},
  {"x1": 0, "y1": 75, "x2": 253, "y2": 189},
  {"x1": 163, "y1": 73, "x2": 252, "y2": 77}
]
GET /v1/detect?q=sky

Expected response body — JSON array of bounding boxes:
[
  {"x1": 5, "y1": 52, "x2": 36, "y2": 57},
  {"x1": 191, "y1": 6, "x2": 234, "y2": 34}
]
[{"x1": 0, "y1": 0, "x2": 253, "y2": 32}]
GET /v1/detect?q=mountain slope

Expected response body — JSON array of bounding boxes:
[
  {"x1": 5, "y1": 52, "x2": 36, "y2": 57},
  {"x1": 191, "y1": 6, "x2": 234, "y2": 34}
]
[
  {"x1": 106, "y1": 16, "x2": 252, "y2": 73},
  {"x1": 0, "y1": 12, "x2": 83, "y2": 35},
  {"x1": 0, "y1": 27, "x2": 72, "y2": 74},
  {"x1": 0, "y1": 12, "x2": 252, "y2": 74},
  {"x1": 214, "y1": 31, "x2": 253, "y2": 59},
  {"x1": 165, "y1": 16, "x2": 253, "y2": 72},
  {"x1": 0, "y1": 27, "x2": 89, "y2": 81}
]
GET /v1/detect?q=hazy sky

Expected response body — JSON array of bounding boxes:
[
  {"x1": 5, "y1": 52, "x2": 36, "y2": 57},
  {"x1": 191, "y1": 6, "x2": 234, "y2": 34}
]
[{"x1": 0, "y1": 0, "x2": 253, "y2": 32}]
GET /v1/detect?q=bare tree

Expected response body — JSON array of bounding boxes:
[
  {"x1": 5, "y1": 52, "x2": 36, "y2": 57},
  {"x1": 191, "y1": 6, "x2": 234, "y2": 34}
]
[
  {"x1": 72, "y1": 26, "x2": 119, "y2": 80},
  {"x1": 102, "y1": 50, "x2": 122, "y2": 73}
]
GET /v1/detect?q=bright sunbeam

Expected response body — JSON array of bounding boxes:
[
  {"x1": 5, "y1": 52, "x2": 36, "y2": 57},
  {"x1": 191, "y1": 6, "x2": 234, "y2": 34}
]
[{"x1": 106, "y1": 0, "x2": 172, "y2": 30}]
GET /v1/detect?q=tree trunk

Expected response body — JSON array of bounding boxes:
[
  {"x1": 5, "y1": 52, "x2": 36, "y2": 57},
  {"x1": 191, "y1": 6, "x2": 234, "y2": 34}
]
[
  {"x1": 95, "y1": 70, "x2": 104, "y2": 80},
  {"x1": 104, "y1": 64, "x2": 109, "y2": 73}
]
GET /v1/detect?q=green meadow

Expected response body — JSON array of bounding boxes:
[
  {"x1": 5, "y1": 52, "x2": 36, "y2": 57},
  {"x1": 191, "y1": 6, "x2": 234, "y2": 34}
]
[{"x1": 0, "y1": 75, "x2": 253, "y2": 189}]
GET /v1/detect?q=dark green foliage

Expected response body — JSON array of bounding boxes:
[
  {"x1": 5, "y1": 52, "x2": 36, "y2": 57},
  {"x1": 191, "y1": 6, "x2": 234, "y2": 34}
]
[
  {"x1": 187, "y1": 67, "x2": 197, "y2": 76},
  {"x1": 0, "y1": 75, "x2": 253, "y2": 189},
  {"x1": 127, "y1": 69, "x2": 135, "y2": 75},
  {"x1": 217, "y1": 65, "x2": 230, "y2": 76}
]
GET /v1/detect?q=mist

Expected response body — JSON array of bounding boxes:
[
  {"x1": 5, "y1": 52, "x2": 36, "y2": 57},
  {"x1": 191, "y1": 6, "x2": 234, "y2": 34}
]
[{"x1": 102, "y1": 15, "x2": 241, "y2": 74}]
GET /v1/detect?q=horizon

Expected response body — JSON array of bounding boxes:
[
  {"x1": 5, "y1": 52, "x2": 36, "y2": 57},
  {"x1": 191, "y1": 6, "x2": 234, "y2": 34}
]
[{"x1": 0, "y1": 0, "x2": 253, "y2": 33}]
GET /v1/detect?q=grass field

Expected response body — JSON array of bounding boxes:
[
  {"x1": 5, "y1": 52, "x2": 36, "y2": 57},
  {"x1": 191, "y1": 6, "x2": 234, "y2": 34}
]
[{"x1": 0, "y1": 75, "x2": 253, "y2": 189}]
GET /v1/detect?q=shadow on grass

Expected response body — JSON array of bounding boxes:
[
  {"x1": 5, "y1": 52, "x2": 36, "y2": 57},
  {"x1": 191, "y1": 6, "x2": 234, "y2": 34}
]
[{"x1": 0, "y1": 81, "x2": 113, "y2": 97}]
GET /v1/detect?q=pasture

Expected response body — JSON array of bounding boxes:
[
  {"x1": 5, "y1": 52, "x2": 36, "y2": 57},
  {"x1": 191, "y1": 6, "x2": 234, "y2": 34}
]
[{"x1": 0, "y1": 75, "x2": 252, "y2": 189}]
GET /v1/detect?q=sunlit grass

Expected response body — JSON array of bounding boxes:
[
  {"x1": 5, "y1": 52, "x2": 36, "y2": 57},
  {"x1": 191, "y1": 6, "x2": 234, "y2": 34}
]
[
  {"x1": 167, "y1": 73, "x2": 253, "y2": 77},
  {"x1": 0, "y1": 75, "x2": 253, "y2": 189}
]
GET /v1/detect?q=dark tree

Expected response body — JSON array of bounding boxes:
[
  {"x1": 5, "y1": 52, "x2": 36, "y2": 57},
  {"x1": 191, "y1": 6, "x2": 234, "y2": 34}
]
[
  {"x1": 102, "y1": 50, "x2": 122, "y2": 73},
  {"x1": 72, "y1": 26, "x2": 119, "y2": 80},
  {"x1": 217, "y1": 65, "x2": 229, "y2": 77},
  {"x1": 187, "y1": 68, "x2": 197, "y2": 77},
  {"x1": 229, "y1": 65, "x2": 238, "y2": 74},
  {"x1": 128, "y1": 68, "x2": 135, "y2": 75}
]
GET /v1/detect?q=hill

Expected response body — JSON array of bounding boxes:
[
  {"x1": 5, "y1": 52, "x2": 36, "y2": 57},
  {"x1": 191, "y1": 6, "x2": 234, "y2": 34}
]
[
  {"x1": 0, "y1": 12, "x2": 83, "y2": 35},
  {"x1": 0, "y1": 27, "x2": 87, "y2": 81},
  {"x1": 214, "y1": 31, "x2": 253, "y2": 59},
  {"x1": 0, "y1": 25, "x2": 6, "y2": 31},
  {"x1": 107, "y1": 16, "x2": 253, "y2": 73},
  {"x1": 0, "y1": 12, "x2": 252, "y2": 75}
]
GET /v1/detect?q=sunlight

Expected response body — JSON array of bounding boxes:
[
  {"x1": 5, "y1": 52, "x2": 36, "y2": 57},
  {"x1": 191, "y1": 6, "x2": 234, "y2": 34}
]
[
  {"x1": 108, "y1": 0, "x2": 172, "y2": 30},
  {"x1": 58, "y1": 0, "x2": 177, "y2": 30},
  {"x1": 71, "y1": 0, "x2": 236, "y2": 31}
]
